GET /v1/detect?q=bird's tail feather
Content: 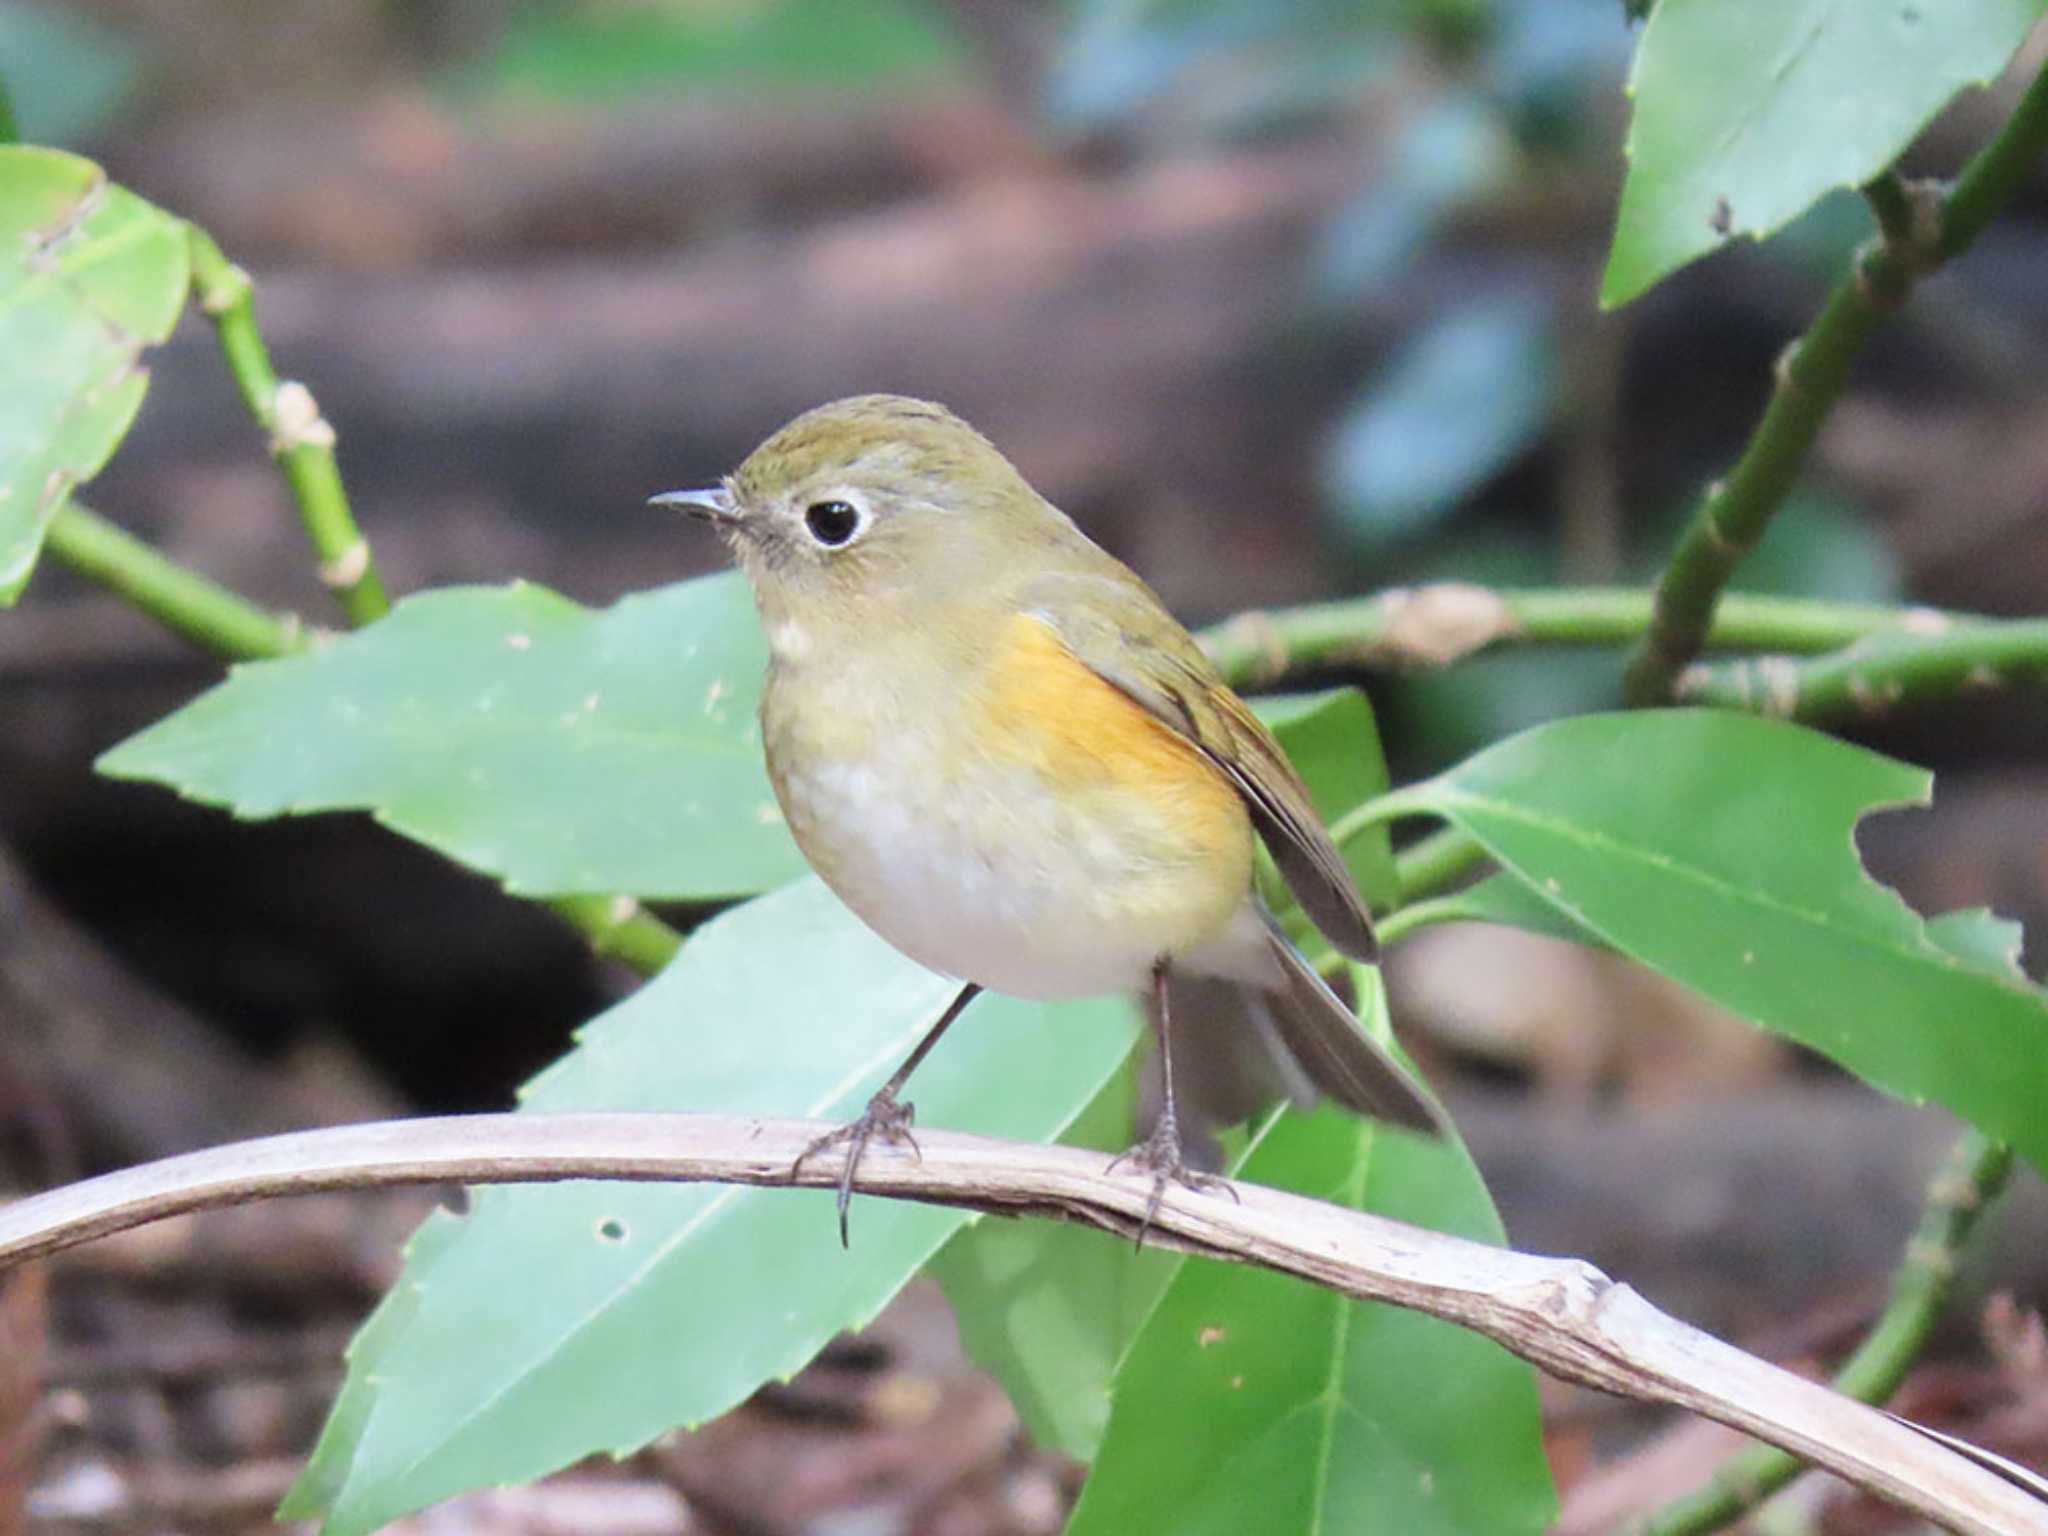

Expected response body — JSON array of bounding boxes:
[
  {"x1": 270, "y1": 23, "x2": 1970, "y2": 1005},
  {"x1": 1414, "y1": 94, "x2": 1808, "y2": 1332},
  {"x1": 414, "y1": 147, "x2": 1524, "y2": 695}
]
[{"x1": 1249, "y1": 920, "x2": 1446, "y2": 1137}]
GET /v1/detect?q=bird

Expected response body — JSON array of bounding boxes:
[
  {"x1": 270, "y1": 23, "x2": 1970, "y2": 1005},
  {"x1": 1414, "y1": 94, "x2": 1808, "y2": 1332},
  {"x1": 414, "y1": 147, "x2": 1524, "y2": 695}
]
[{"x1": 653, "y1": 394, "x2": 1444, "y2": 1240}]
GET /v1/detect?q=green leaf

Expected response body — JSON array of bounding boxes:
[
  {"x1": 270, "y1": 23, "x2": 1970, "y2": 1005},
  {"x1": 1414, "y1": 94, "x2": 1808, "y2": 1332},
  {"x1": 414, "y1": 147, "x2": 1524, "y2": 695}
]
[
  {"x1": 286, "y1": 878, "x2": 1139, "y2": 1536},
  {"x1": 1602, "y1": 0, "x2": 2048, "y2": 305},
  {"x1": 0, "y1": 146, "x2": 188, "y2": 603},
  {"x1": 926, "y1": 1059, "x2": 1173, "y2": 1461},
  {"x1": 1256, "y1": 687, "x2": 1398, "y2": 912},
  {"x1": 99, "y1": 573, "x2": 807, "y2": 899},
  {"x1": 1068, "y1": 979, "x2": 1555, "y2": 1536},
  {"x1": 1395, "y1": 710, "x2": 2048, "y2": 1170},
  {"x1": 1926, "y1": 908, "x2": 2029, "y2": 980},
  {"x1": 1420, "y1": 869, "x2": 1606, "y2": 949},
  {"x1": 1324, "y1": 291, "x2": 1558, "y2": 550}
]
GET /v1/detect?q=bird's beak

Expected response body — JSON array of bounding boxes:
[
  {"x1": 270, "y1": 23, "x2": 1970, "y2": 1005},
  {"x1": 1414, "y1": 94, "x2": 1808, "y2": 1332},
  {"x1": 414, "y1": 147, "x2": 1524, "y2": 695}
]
[{"x1": 648, "y1": 485, "x2": 739, "y2": 526}]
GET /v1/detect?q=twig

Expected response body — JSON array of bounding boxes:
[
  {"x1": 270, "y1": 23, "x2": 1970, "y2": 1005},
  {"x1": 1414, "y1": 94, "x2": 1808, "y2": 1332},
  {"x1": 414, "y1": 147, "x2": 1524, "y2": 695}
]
[
  {"x1": 0, "y1": 1115, "x2": 2042, "y2": 1535},
  {"x1": 186, "y1": 226, "x2": 391, "y2": 627},
  {"x1": 1620, "y1": 56, "x2": 2048, "y2": 706},
  {"x1": 1675, "y1": 618, "x2": 2048, "y2": 723},
  {"x1": 1640, "y1": 1130, "x2": 2016, "y2": 1536}
]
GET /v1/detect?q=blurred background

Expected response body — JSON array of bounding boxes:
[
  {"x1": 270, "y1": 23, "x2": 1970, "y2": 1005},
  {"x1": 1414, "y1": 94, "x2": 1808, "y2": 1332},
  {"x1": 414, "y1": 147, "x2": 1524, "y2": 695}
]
[{"x1": 3, "y1": 2, "x2": 2047, "y2": 1531}]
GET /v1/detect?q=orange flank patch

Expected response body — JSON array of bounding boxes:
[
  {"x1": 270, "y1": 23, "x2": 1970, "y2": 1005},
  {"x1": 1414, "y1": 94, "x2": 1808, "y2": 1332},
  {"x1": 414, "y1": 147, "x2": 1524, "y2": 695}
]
[{"x1": 977, "y1": 613, "x2": 1249, "y2": 862}]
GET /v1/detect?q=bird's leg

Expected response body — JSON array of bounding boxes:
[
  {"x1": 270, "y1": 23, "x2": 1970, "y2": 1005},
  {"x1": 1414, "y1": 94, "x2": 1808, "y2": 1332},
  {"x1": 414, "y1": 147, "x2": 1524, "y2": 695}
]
[
  {"x1": 1107, "y1": 957, "x2": 1238, "y2": 1244},
  {"x1": 792, "y1": 980, "x2": 982, "y2": 1247}
]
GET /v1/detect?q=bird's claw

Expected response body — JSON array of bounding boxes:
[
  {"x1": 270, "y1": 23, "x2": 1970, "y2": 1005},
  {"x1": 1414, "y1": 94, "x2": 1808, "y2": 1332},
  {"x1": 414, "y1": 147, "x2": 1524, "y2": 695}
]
[
  {"x1": 792, "y1": 1089, "x2": 920, "y2": 1247},
  {"x1": 1106, "y1": 1112, "x2": 1237, "y2": 1249}
]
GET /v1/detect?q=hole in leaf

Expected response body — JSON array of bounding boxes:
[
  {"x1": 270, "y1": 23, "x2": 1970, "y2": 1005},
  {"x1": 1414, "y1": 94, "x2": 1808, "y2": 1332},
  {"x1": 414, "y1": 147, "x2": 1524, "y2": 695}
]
[{"x1": 596, "y1": 1217, "x2": 629, "y2": 1243}]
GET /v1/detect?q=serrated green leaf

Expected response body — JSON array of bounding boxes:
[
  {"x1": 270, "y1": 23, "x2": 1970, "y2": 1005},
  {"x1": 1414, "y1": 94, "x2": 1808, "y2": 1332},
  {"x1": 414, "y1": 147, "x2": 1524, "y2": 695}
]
[
  {"x1": 1423, "y1": 869, "x2": 1607, "y2": 949},
  {"x1": 99, "y1": 573, "x2": 807, "y2": 899},
  {"x1": 1395, "y1": 710, "x2": 2048, "y2": 1169},
  {"x1": 926, "y1": 1058, "x2": 1173, "y2": 1461},
  {"x1": 1602, "y1": 0, "x2": 2048, "y2": 305},
  {"x1": 288, "y1": 878, "x2": 1139, "y2": 1536},
  {"x1": 278, "y1": 1209, "x2": 468, "y2": 1520},
  {"x1": 1926, "y1": 907, "x2": 2029, "y2": 980},
  {"x1": 1068, "y1": 980, "x2": 1554, "y2": 1536},
  {"x1": 0, "y1": 146, "x2": 188, "y2": 602}
]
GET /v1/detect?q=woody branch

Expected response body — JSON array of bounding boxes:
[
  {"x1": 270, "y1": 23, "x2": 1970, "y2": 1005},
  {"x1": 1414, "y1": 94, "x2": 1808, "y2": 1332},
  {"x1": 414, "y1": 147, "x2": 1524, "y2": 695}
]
[{"x1": 0, "y1": 1114, "x2": 2042, "y2": 1536}]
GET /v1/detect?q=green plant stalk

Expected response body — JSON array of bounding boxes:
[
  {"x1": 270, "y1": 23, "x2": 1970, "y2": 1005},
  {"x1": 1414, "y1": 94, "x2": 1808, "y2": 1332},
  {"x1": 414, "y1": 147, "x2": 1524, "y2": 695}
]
[
  {"x1": 1621, "y1": 275, "x2": 1889, "y2": 705},
  {"x1": 1199, "y1": 587, "x2": 1929, "y2": 691},
  {"x1": 544, "y1": 894, "x2": 684, "y2": 974},
  {"x1": 43, "y1": 501, "x2": 304, "y2": 660},
  {"x1": 1372, "y1": 893, "x2": 1474, "y2": 949},
  {"x1": 186, "y1": 227, "x2": 391, "y2": 628},
  {"x1": 1861, "y1": 170, "x2": 1918, "y2": 252},
  {"x1": 1620, "y1": 55, "x2": 2048, "y2": 707},
  {"x1": 38, "y1": 503, "x2": 685, "y2": 976},
  {"x1": 1677, "y1": 619, "x2": 2048, "y2": 723},
  {"x1": 1639, "y1": 1131, "x2": 2014, "y2": 1536},
  {"x1": 1941, "y1": 55, "x2": 2048, "y2": 258},
  {"x1": 1391, "y1": 824, "x2": 1488, "y2": 905}
]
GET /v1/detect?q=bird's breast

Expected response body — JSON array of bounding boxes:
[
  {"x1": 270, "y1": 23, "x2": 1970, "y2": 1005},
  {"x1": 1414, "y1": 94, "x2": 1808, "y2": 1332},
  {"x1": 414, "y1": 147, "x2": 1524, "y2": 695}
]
[{"x1": 760, "y1": 613, "x2": 1254, "y2": 997}]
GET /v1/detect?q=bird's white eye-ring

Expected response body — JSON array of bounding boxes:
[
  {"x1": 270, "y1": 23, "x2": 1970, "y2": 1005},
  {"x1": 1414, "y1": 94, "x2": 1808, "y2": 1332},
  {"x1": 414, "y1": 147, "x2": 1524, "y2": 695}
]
[{"x1": 803, "y1": 497, "x2": 865, "y2": 547}]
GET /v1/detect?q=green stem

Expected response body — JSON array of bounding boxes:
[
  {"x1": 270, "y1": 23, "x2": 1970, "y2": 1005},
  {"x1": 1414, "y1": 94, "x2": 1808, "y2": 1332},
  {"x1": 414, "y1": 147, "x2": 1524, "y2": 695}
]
[
  {"x1": 1199, "y1": 587, "x2": 1932, "y2": 691},
  {"x1": 43, "y1": 501, "x2": 305, "y2": 660},
  {"x1": 1941, "y1": 54, "x2": 2048, "y2": 258},
  {"x1": 1676, "y1": 618, "x2": 2048, "y2": 723},
  {"x1": 544, "y1": 895, "x2": 685, "y2": 974},
  {"x1": 1861, "y1": 170, "x2": 1918, "y2": 253},
  {"x1": 1392, "y1": 824, "x2": 1488, "y2": 905},
  {"x1": 1373, "y1": 894, "x2": 1475, "y2": 949},
  {"x1": 1640, "y1": 1131, "x2": 2014, "y2": 1536},
  {"x1": 187, "y1": 227, "x2": 391, "y2": 628},
  {"x1": 1620, "y1": 55, "x2": 2048, "y2": 706},
  {"x1": 1621, "y1": 279, "x2": 1889, "y2": 704}
]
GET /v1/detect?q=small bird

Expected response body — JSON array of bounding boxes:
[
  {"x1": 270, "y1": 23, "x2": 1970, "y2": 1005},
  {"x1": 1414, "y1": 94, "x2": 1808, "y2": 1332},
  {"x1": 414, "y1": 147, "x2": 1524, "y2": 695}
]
[{"x1": 654, "y1": 395, "x2": 1443, "y2": 1239}]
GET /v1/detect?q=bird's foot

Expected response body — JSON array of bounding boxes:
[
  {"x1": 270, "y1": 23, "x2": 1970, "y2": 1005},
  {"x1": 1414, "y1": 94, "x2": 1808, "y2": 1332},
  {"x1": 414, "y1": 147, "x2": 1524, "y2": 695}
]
[
  {"x1": 1106, "y1": 1111, "x2": 1238, "y2": 1248},
  {"x1": 791, "y1": 1087, "x2": 921, "y2": 1247}
]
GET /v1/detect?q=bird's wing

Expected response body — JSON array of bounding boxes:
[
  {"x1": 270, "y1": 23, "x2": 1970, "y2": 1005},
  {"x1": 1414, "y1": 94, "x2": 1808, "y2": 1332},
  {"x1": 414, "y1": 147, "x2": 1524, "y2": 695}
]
[{"x1": 1023, "y1": 571, "x2": 1378, "y2": 962}]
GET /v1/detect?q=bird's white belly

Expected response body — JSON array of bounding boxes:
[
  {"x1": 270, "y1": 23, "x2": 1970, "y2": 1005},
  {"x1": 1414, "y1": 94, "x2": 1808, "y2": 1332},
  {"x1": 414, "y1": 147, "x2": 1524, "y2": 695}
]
[{"x1": 773, "y1": 751, "x2": 1218, "y2": 1000}]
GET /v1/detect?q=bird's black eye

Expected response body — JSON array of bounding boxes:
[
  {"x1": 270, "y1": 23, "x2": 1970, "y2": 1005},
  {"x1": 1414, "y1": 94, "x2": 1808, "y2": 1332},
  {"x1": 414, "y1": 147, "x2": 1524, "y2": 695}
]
[{"x1": 803, "y1": 499, "x2": 862, "y2": 547}]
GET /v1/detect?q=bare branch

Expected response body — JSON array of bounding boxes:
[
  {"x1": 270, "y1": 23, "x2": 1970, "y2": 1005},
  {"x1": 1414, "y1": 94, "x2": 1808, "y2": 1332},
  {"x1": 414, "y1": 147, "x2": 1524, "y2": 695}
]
[{"x1": 1, "y1": 1113, "x2": 2042, "y2": 1535}]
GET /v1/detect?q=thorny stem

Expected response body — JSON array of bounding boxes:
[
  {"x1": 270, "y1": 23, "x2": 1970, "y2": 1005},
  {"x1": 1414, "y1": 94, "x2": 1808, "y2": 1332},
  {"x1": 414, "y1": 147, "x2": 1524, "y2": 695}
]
[
  {"x1": 1620, "y1": 55, "x2": 2048, "y2": 706},
  {"x1": 186, "y1": 227, "x2": 391, "y2": 628},
  {"x1": 1199, "y1": 587, "x2": 1938, "y2": 691},
  {"x1": 1677, "y1": 618, "x2": 2048, "y2": 724},
  {"x1": 1639, "y1": 1131, "x2": 2015, "y2": 1536}
]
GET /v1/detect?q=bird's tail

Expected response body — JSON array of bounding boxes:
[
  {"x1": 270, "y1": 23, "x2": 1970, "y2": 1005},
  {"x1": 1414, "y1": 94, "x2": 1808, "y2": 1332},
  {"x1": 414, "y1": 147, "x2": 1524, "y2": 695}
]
[{"x1": 1244, "y1": 918, "x2": 1446, "y2": 1137}]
